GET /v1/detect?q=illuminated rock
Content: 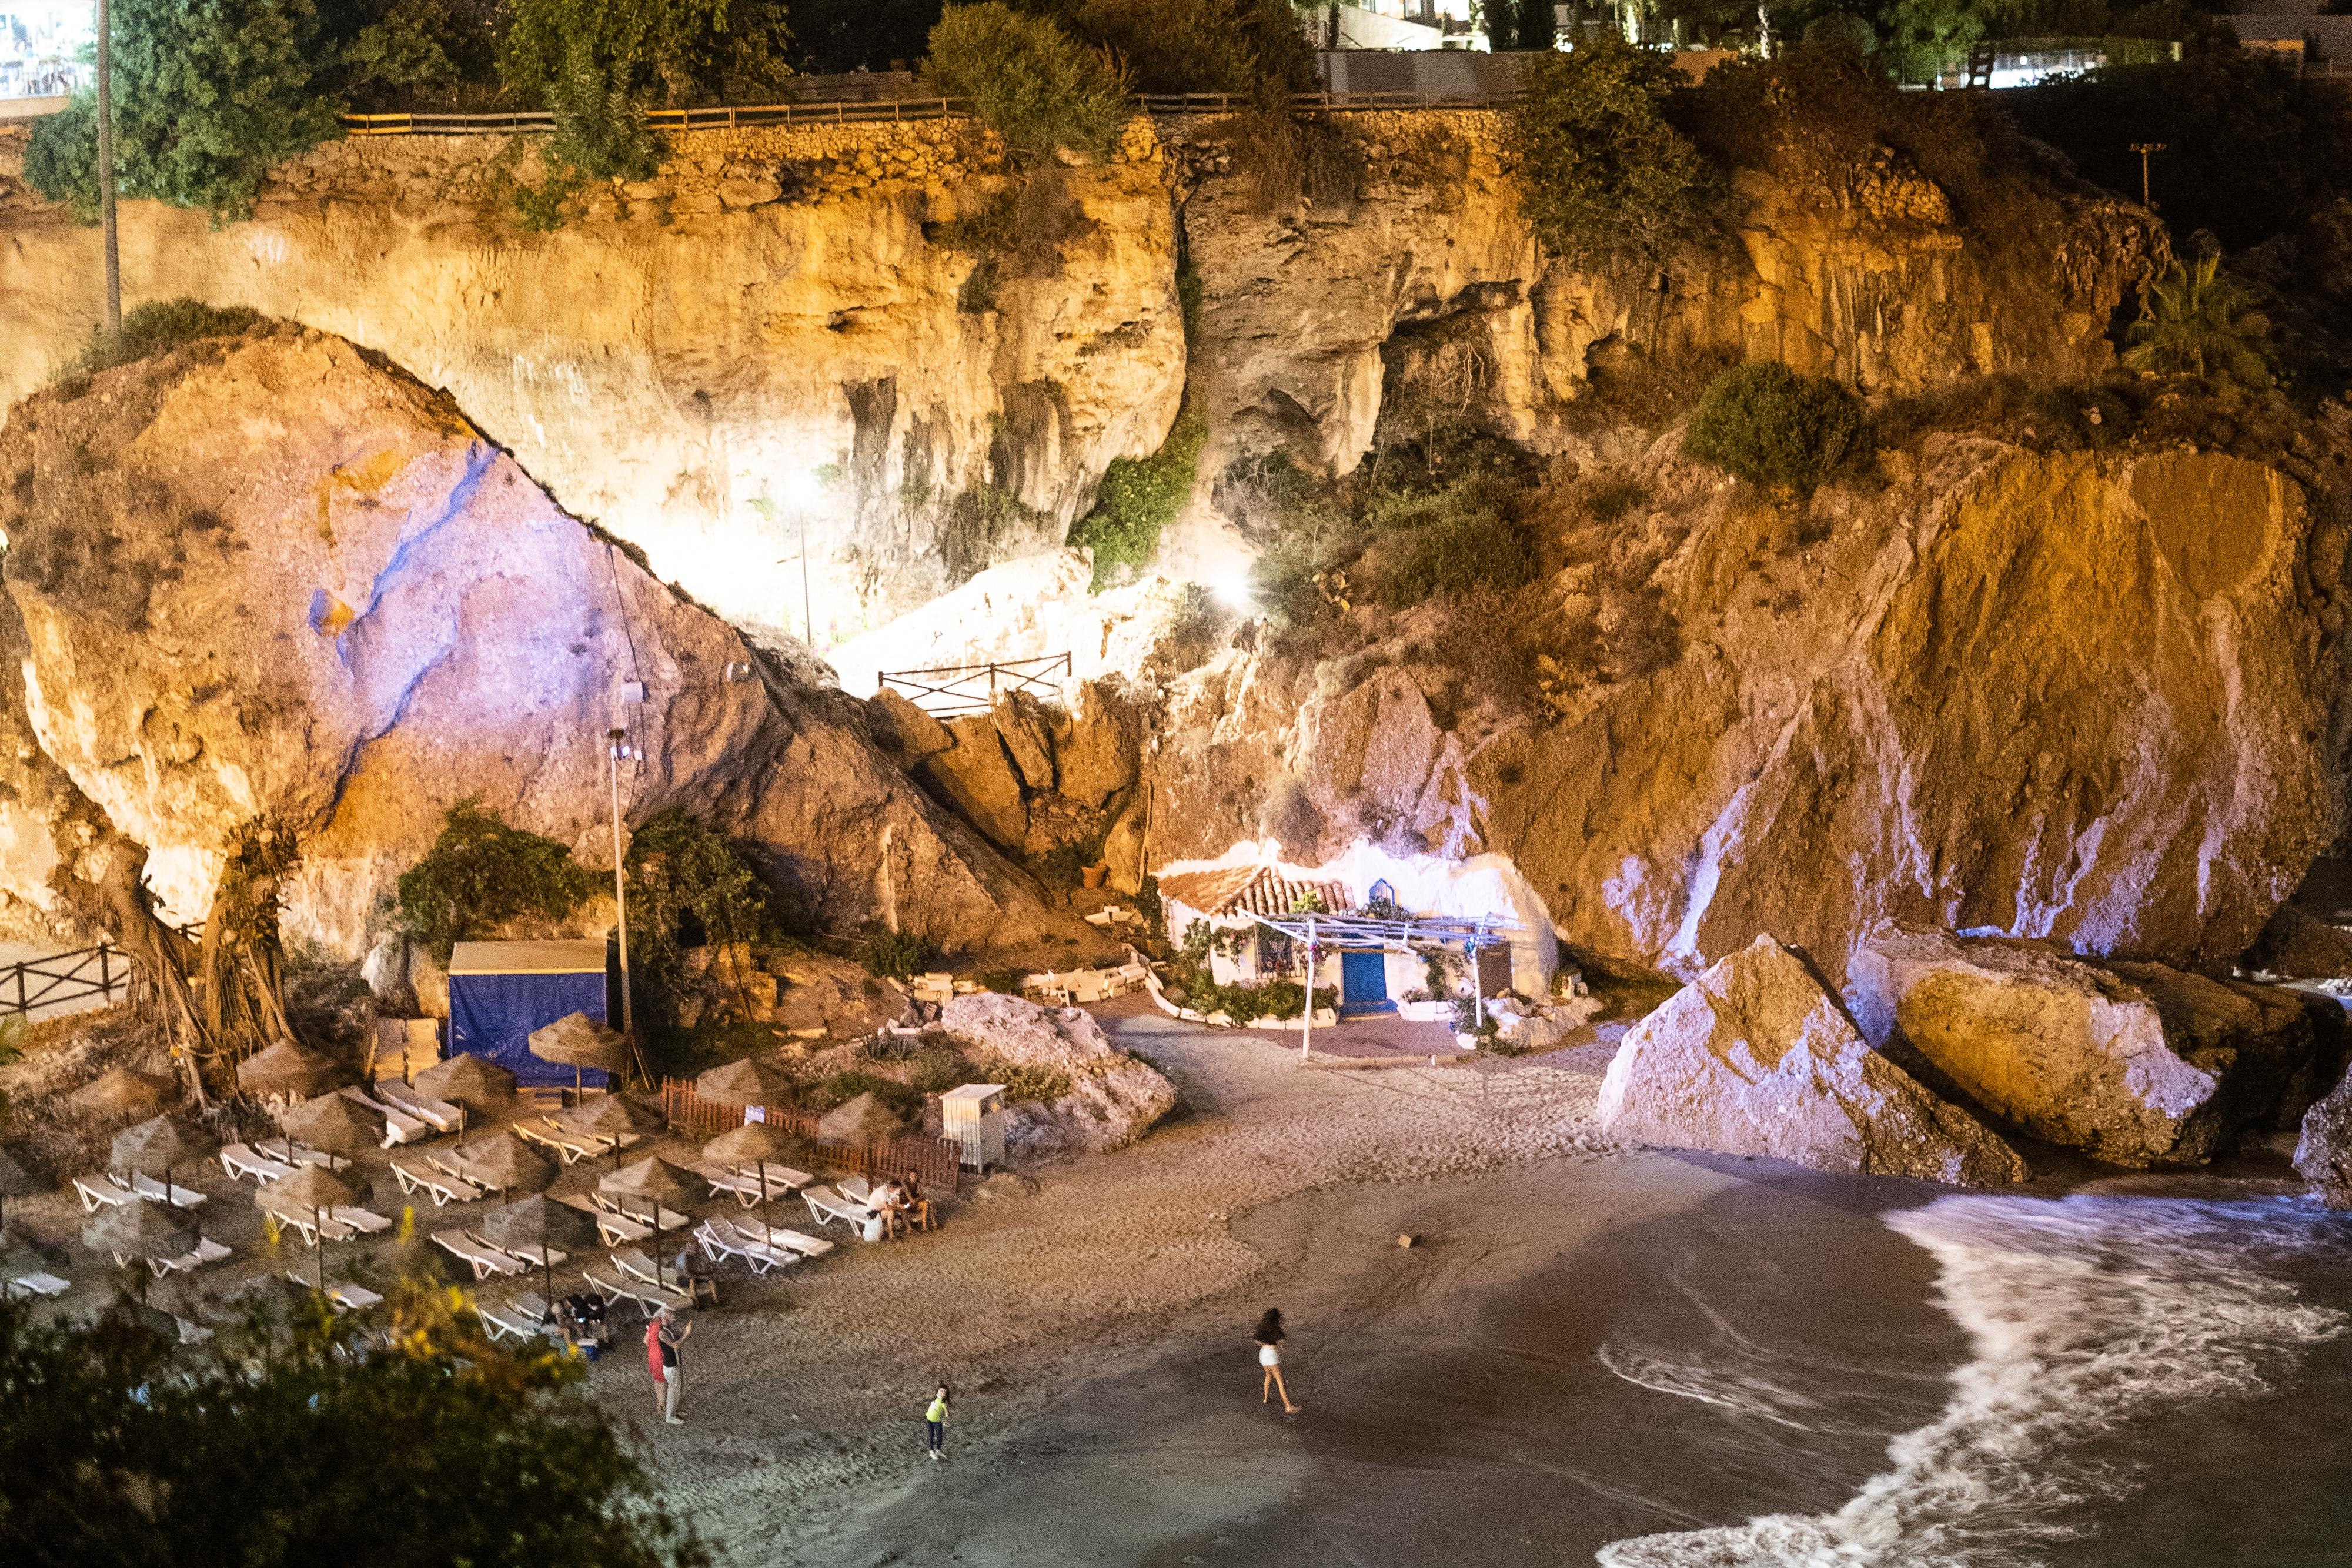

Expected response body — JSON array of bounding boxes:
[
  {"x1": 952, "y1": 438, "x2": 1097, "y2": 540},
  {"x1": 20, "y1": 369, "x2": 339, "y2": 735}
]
[
  {"x1": 1597, "y1": 934, "x2": 2024, "y2": 1185},
  {"x1": 937, "y1": 991, "x2": 1175, "y2": 1155},
  {"x1": 0, "y1": 327, "x2": 1044, "y2": 955},
  {"x1": 2294, "y1": 1061, "x2": 2352, "y2": 1208},
  {"x1": 1847, "y1": 926, "x2": 2319, "y2": 1168}
]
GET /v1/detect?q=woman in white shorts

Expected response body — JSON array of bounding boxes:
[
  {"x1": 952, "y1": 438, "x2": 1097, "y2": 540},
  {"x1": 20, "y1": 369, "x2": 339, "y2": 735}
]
[{"x1": 1253, "y1": 1307, "x2": 1301, "y2": 1413}]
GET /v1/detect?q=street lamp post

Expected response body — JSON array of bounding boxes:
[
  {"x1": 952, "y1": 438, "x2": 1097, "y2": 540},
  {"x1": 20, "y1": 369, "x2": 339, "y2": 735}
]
[
  {"x1": 96, "y1": 0, "x2": 119, "y2": 333},
  {"x1": 2130, "y1": 142, "x2": 2167, "y2": 210},
  {"x1": 606, "y1": 728, "x2": 637, "y2": 1055}
]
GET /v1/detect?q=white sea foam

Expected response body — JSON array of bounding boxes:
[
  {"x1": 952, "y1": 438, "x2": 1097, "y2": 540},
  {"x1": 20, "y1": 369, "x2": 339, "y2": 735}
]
[{"x1": 1596, "y1": 1194, "x2": 2348, "y2": 1567}]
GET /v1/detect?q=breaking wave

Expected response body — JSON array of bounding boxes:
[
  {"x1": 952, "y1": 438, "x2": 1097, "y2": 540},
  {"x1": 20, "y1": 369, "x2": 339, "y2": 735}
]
[{"x1": 1596, "y1": 1193, "x2": 2348, "y2": 1567}]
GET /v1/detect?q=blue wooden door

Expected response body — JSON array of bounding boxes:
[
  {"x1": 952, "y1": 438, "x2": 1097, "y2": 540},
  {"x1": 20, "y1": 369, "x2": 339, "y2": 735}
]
[{"x1": 1340, "y1": 950, "x2": 1391, "y2": 1014}]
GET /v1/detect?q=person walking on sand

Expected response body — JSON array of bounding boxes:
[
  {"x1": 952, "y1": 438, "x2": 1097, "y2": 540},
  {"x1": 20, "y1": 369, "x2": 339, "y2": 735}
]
[
  {"x1": 1254, "y1": 1308, "x2": 1301, "y2": 1413},
  {"x1": 646, "y1": 1306, "x2": 691, "y2": 1425},
  {"x1": 926, "y1": 1384, "x2": 951, "y2": 1460}
]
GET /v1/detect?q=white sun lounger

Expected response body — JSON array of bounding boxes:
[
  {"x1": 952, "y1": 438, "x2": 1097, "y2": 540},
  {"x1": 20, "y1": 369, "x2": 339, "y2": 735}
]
[
  {"x1": 479, "y1": 1291, "x2": 554, "y2": 1342},
  {"x1": 801, "y1": 1185, "x2": 877, "y2": 1232},
  {"x1": 433, "y1": 1229, "x2": 525, "y2": 1280},
  {"x1": 583, "y1": 1263, "x2": 691, "y2": 1318},
  {"x1": 73, "y1": 1175, "x2": 136, "y2": 1213},
  {"x1": 375, "y1": 1079, "x2": 464, "y2": 1134},
  {"x1": 555, "y1": 1193, "x2": 650, "y2": 1248},
  {"x1": 4, "y1": 1270, "x2": 69, "y2": 1299},
  {"x1": 119, "y1": 1236, "x2": 230, "y2": 1277},
  {"x1": 516, "y1": 1120, "x2": 636, "y2": 1166},
  {"x1": 494, "y1": 1241, "x2": 569, "y2": 1271},
  {"x1": 700, "y1": 1164, "x2": 813, "y2": 1206},
  {"x1": 120, "y1": 1171, "x2": 208, "y2": 1208},
  {"x1": 391, "y1": 1157, "x2": 483, "y2": 1206},
  {"x1": 340, "y1": 1085, "x2": 430, "y2": 1146},
  {"x1": 720, "y1": 1216, "x2": 834, "y2": 1263},
  {"x1": 838, "y1": 1176, "x2": 876, "y2": 1205},
  {"x1": 592, "y1": 1192, "x2": 691, "y2": 1234},
  {"x1": 693, "y1": 1218, "x2": 797, "y2": 1275},
  {"x1": 219, "y1": 1142, "x2": 300, "y2": 1183}
]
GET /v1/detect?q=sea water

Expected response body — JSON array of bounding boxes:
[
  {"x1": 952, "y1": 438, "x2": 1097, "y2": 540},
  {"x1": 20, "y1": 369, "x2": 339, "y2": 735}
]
[{"x1": 1599, "y1": 1191, "x2": 2352, "y2": 1568}]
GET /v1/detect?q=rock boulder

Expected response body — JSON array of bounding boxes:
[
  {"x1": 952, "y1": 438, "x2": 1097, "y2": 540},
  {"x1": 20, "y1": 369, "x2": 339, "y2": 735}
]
[
  {"x1": 919, "y1": 717, "x2": 1030, "y2": 851},
  {"x1": 2293, "y1": 1061, "x2": 2352, "y2": 1208},
  {"x1": 1846, "y1": 927, "x2": 2316, "y2": 1168},
  {"x1": 938, "y1": 991, "x2": 1175, "y2": 1156},
  {"x1": 1597, "y1": 935, "x2": 2024, "y2": 1185},
  {"x1": 0, "y1": 327, "x2": 1045, "y2": 955}
]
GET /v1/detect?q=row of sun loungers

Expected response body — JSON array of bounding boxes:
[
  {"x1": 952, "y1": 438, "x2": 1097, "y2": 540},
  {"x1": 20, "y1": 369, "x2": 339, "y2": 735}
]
[
  {"x1": 697, "y1": 1163, "x2": 814, "y2": 1206},
  {"x1": 389, "y1": 1156, "x2": 485, "y2": 1206},
  {"x1": 262, "y1": 1201, "x2": 395, "y2": 1248},
  {"x1": 478, "y1": 1290, "x2": 553, "y2": 1342},
  {"x1": 693, "y1": 1215, "x2": 835, "y2": 1274}
]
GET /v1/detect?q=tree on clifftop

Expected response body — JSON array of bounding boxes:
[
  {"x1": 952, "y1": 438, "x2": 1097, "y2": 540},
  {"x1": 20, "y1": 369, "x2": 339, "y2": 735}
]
[
  {"x1": 1507, "y1": 34, "x2": 1722, "y2": 287},
  {"x1": 922, "y1": 2, "x2": 1132, "y2": 161}
]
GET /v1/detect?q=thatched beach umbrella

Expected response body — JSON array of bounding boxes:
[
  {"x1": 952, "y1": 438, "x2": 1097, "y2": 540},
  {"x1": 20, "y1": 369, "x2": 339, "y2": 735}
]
[
  {"x1": 69, "y1": 1065, "x2": 171, "y2": 1122},
  {"x1": 278, "y1": 1092, "x2": 382, "y2": 1167},
  {"x1": 599, "y1": 1154, "x2": 700, "y2": 1213},
  {"x1": 557, "y1": 1093, "x2": 666, "y2": 1166},
  {"x1": 258, "y1": 1161, "x2": 368, "y2": 1289},
  {"x1": 704, "y1": 1119, "x2": 803, "y2": 1248},
  {"x1": 480, "y1": 1193, "x2": 598, "y2": 1306},
  {"x1": 696, "y1": 1055, "x2": 796, "y2": 1112},
  {"x1": 235, "y1": 1038, "x2": 345, "y2": 1102},
  {"x1": 0, "y1": 1146, "x2": 49, "y2": 1243},
  {"x1": 443, "y1": 1132, "x2": 555, "y2": 1199},
  {"x1": 816, "y1": 1091, "x2": 906, "y2": 1145},
  {"x1": 415, "y1": 1052, "x2": 514, "y2": 1149},
  {"x1": 110, "y1": 1114, "x2": 216, "y2": 1215},
  {"x1": 529, "y1": 1012, "x2": 631, "y2": 1096},
  {"x1": 85, "y1": 1198, "x2": 195, "y2": 1269}
]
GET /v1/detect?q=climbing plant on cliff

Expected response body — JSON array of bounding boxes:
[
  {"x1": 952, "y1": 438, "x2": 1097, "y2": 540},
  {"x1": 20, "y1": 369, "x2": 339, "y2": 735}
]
[
  {"x1": 1068, "y1": 408, "x2": 1207, "y2": 591},
  {"x1": 623, "y1": 808, "x2": 779, "y2": 1025},
  {"x1": 1506, "y1": 33, "x2": 1722, "y2": 283},
  {"x1": 395, "y1": 800, "x2": 600, "y2": 961}
]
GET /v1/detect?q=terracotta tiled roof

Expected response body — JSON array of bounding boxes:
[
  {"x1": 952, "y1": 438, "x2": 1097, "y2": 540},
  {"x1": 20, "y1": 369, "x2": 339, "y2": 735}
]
[{"x1": 1158, "y1": 864, "x2": 1349, "y2": 919}]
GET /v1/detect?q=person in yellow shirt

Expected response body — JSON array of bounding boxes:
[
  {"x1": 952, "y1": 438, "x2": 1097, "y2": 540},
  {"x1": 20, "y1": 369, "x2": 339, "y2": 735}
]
[{"x1": 926, "y1": 1385, "x2": 951, "y2": 1460}]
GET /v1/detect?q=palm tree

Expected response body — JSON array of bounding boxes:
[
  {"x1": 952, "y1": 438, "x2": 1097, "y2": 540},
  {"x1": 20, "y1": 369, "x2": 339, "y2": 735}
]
[{"x1": 2124, "y1": 253, "x2": 2276, "y2": 389}]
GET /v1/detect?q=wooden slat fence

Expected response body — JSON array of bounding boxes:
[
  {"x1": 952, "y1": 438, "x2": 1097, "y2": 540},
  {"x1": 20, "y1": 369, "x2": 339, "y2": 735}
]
[{"x1": 659, "y1": 1078, "x2": 962, "y2": 1197}]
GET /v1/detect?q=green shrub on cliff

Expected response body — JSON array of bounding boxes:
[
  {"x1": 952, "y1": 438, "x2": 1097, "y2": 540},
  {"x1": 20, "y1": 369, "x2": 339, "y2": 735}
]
[
  {"x1": 58, "y1": 299, "x2": 270, "y2": 383},
  {"x1": 923, "y1": 3, "x2": 1132, "y2": 162},
  {"x1": 1507, "y1": 32, "x2": 1721, "y2": 279},
  {"x1": 1683, "y1": 361, "x2": 1862, "y2": 494},
  {"x1": 395, "y1": 800, "x2": 600, "y2": 960},
  {"x1": 1068, "y1": 407, "x2": 1206, "y2": 591}
]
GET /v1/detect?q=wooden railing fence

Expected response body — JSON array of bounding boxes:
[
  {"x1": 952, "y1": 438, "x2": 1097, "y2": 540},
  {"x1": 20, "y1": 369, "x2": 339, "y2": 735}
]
[
  {"x1": 878, "y1": 652, "x2": 1071, "y2": 718},
  {"x1": 658, "y1": 1078, "x2": 962, "y2": 1197}
]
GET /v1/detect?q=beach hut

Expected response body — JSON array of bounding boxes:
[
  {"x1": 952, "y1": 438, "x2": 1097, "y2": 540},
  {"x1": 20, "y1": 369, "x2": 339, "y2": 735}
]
[{"x1": 447, "y1": 941, "x2": 616, "y2": 1091}]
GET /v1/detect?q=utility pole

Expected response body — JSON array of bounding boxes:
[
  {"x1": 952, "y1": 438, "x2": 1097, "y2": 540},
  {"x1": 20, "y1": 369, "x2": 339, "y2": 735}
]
[
  {"x1": 96, "y1": 0, "x2": 119, "y2": 333},
  {"x1": 2131, "y1": 142, "x2": 2167, "y2": 210},
  {"x1": 607, "y1": 727, "x2": 636, "y2": 1044}
]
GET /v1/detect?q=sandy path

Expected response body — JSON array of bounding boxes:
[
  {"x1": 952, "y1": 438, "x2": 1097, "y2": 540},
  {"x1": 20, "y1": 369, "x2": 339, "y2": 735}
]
[{"x1": 588, "y1": 1002, "x2": 1618, "y2": 1555}]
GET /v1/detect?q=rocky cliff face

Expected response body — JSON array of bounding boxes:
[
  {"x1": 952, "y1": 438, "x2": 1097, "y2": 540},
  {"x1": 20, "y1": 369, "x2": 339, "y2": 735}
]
[
  {"x1": 1167, "y1": 111, "x2": 2162, "y2": 479},
  {"x1": 0, "y1": 327, "x2": 1047, "y2": 955},
  {"x1": 0, "y1": 119, "x2": 1185, "y2": 646},
  {"x1": 0, "y1": 109, "x2": 2163, "y2": 648},
  {"x1": 1143, "y1": 439, "x2": 2347, "y2": 984}
]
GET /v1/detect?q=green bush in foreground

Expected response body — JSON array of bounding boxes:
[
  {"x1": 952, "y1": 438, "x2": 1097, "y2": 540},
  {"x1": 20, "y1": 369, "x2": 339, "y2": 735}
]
[
  {"x1": 1070, "y1": 407, "x2": 1206, "y2": 591},
  {"x1": 1682, "y1": 360, "x2": 1863, "y2": 494},
  {"x1": 923, "y1": 2, "x2": 1132, "y2": 162}
]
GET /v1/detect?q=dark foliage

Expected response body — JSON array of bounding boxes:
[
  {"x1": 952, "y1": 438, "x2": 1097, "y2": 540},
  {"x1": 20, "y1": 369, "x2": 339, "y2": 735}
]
[
  {"x1": 1682, "y1": 360, "x2": 1862, "y2": 493},
  {"x1": 395, "y1": 800, "x2": 600, "y2": 961}
]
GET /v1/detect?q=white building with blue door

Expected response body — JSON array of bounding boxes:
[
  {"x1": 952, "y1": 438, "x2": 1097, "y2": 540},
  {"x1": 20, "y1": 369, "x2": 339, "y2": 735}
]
[{"x1": 1155, "y1": 841, "x2": 1559, "y2": 1014}]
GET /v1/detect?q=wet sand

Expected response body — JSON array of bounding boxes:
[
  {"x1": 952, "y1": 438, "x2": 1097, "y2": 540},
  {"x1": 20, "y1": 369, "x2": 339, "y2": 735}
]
[{"x1": 791, "y1": 1153, "x2": 1965, "y2": 1568}]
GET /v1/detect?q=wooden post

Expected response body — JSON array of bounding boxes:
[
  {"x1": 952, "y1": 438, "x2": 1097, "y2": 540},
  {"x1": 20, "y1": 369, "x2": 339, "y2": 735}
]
[
  {"x1": 1299, "y1": 917, "x2": 1317, "y2": 1060},
  {"x1": 96, "y1": 0, "x2": 119, "y2": 335}
]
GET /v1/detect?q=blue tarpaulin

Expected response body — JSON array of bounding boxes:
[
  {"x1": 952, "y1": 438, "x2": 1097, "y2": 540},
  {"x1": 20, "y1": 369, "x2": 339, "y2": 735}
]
[{"x1": 447, "y1": 940, "x2": 614, "y2": 1090}]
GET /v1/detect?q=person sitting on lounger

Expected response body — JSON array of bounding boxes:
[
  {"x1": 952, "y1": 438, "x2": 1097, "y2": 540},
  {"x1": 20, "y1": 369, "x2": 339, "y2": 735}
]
[
  {"x1": 897, "y1": 1169, "x2": 936, "y2": 1233},
  {"x1": 868, "y1": 1179, "x2": 906, "y2": 1239}
]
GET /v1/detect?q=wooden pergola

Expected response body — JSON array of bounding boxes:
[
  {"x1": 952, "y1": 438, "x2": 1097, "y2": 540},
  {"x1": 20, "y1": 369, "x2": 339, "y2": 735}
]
[{"x1": 1245, "y1": 910, "x2": 1523, "y2": 1057}]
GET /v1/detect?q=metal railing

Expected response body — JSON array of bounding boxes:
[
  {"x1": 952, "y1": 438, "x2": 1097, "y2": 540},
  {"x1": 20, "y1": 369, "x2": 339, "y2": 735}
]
[
  {"x1": 880, "y1": 652, "x2": 1072, "y2": 718},
  {"x1": 0, "y1": 941, "x2": 128, "y2": 1018},
  {"x1": 658, "y1": 1078, "x2": 963, "y2": 1196},
  {"x1": 338, "y1": 89, "x2": 1525, "y2": 138}
]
